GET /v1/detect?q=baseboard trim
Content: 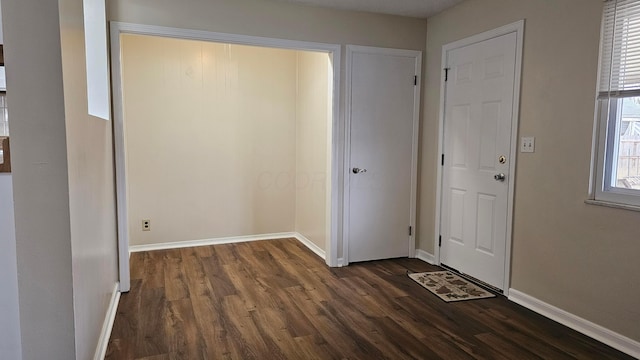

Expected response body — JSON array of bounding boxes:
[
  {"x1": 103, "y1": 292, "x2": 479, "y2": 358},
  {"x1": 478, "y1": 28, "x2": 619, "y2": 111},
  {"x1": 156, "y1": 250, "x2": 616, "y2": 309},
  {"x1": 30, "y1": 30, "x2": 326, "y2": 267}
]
[
  {"x1": 129, "y1": 232, "x2": 332, "y2": 264},
  {"x1": 94, "y1": 282, "x2": 121, "y2": 360},
  {"x1": 292, "y1": 232, "x2": 326, "y2": 259},
  {"x1": 415, "y1": 249, "x2": 436, "y2": 265},
  {"x1": 508, "y1": 289, "x2": 640, "y2": 359},
  {"x1": 129, "y1": 232, "x2": 298, "y2": 253}
]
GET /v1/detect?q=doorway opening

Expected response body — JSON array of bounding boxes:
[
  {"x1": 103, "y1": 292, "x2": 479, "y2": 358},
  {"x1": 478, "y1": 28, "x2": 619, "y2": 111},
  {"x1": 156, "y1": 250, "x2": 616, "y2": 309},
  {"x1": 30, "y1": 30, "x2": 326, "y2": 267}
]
[{"x1": 111, "y1": 23, "x2": 342, "y2": 292}]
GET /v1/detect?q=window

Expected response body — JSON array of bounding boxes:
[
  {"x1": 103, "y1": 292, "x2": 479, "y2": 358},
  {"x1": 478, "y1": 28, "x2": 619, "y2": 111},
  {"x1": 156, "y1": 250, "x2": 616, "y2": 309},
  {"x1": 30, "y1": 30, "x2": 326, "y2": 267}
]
[
  {"x1": 593, "y1": 0, "x2": 640, "y2": 207},
  {"x1": 0, "y1": 94, "x2": 7, "y2": 136},
  {"x1": 83, "y1": 0, "x2": 110, "y2": 120}
]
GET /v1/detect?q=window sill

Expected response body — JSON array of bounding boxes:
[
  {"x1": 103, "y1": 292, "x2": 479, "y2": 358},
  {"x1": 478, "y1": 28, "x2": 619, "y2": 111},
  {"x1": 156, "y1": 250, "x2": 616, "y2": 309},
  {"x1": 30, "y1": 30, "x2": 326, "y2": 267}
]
[{"x1": 585, "y1": 199, "x2": 640, "y2": 212}]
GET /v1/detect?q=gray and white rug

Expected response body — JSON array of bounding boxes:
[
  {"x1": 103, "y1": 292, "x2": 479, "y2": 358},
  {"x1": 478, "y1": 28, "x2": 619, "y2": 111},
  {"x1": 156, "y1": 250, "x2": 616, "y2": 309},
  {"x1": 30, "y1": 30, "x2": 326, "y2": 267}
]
[{"x1": 408, "y1": 271, "x2": 495, "y2": 302}]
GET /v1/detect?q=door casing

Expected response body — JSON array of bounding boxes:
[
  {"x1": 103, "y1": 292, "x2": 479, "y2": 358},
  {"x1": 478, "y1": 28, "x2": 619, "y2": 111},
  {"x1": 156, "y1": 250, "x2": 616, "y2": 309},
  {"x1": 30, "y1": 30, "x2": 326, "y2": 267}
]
[
  {"x1": 343, "y1": 45, "x2": 422, "y2": 265},
  {"x1": 435, "y1": 20, "x2": 525, "y2": 295}
]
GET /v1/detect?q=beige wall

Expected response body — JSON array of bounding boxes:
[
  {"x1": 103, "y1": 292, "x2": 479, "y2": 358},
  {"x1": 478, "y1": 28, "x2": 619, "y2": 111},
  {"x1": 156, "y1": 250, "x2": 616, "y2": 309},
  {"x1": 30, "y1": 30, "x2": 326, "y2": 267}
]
[
  {"x1": 3, "y1": 0, "x2": 119, "y2": 358},
  {"x1": 123, "y1": 35, "x2": 299, "y2": 245},
  {"x1": 123, "y1": 34, "x2": 334, "y2": 249},
  {"x1": 295, "y1": 51, "x2": 331, "y2": 251},
  {"x1": 0, "y1": 4, "x2": 22, "y2": 358},
  {"x1": 58, "y1": 0, "x2": 120, "y2": 358},
  {"x1": 2, "y1": 0, "x2": 77, "y2": 357},
  {"x1": 422, "y1": 0, "x2": 640, "y2": 342}
]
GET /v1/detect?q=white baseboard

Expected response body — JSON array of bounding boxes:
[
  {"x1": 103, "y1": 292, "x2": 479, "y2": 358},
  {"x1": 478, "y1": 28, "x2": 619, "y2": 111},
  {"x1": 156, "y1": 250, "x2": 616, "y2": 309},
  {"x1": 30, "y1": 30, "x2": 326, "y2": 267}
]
[
  {"x1": 129, "y1": 232, "x2": 297, "y2": 253},
  {"x1": 292, "y1": 232, "x2": 326, "y2": 259},
  {"x1": 94, "y1": 282, "x2": 121, "y2": 360},
  {"x1": 415, "y1": 249, "x2": 436, "y2": 265},
  {"x1": 129, "y1": 232, "x2": 332, "y2": 264},
  {"x1": 508, "y1": 289, "x2": 640, "y2": 359},
  {"x1": 128, "y1": 231, "x2": 332, "y2": 266}
]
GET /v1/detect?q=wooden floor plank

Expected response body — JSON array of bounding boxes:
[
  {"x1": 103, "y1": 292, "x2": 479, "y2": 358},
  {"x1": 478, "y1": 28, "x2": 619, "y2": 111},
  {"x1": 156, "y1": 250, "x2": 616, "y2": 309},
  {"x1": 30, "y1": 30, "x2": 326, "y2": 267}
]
[
  {"x1": 141, "y1": 251, "x2": 165, "y2": 290},
  {"x1": 107, "y1": 239, "x2": 634, "y2": 360},
  {"x1": 134, "y1": 287, "x2": 168, "y2": 359},
  {"x1": 179, "y1": 247, "x2": 211, "y2": 298},
  {"x1": 163, "y1": 250, "x2": 189, "y2": 301},
  {"x1": 164, "y1": 298, "x2": 208, "y2": 359},
  {"x1": 129, "y1": 253, "x2": 146, "y2": 280}
]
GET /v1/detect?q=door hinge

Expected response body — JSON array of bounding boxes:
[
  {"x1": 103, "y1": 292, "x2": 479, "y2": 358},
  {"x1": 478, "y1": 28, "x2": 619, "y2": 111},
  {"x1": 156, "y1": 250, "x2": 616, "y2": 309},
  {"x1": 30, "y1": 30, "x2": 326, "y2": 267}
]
[
  {"x1": 414, "y1": 75, "x2": 418, "y2": 86},
  {"x1": 441, "y1": 154, "x2": 445, "y2": 166},
  {"x1": 409, "y1": 226, "x2": 413, "y2": 236},
  {"x1": 444, "y1": 68, "x2": 450, "y2": 82},
  {"x1": 439, "y1": 235, "x2": 442, "y2": 247}
]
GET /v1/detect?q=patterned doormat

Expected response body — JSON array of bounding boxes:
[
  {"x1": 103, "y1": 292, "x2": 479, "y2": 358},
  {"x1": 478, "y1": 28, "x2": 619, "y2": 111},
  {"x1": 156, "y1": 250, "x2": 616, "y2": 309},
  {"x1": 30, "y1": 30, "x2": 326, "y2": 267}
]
[{"x1": 408, "y1": 271, "x2": 496, "y2": 302}]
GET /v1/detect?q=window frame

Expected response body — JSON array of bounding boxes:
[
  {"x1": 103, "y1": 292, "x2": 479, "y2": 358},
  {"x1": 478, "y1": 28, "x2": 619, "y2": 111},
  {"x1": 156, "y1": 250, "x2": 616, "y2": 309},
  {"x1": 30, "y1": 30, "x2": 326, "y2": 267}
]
[{"x1": 591, "y1": 0, "x2": 640, "y2": 208}]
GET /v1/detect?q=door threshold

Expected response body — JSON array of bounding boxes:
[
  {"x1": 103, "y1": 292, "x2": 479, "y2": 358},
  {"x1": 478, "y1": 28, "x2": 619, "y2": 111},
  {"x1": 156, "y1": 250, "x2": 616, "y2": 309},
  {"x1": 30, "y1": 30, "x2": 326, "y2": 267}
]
[{"x1": 440, "y1": 264, "x2": 503, "y2": 295}]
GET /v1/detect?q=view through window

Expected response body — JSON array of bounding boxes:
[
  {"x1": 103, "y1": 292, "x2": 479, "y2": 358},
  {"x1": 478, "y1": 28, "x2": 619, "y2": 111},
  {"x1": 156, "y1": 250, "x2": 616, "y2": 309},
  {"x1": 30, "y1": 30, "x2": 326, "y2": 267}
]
[
  {"x1": 0, "y1": 94, "x2": 7, "y2": 166},
  {"x1": 0, "y1": 94, "x2": 7, "y2": 136},
  {"x1": 614, "y1": 97, "x2": 640, "y2": 190}
]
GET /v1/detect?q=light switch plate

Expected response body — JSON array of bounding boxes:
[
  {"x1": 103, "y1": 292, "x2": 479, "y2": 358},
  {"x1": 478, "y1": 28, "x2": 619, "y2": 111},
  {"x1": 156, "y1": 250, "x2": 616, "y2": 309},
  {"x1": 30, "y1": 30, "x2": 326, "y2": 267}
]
[{"x1": 521, "y1": 137, "x2": 535, "y2": 153}]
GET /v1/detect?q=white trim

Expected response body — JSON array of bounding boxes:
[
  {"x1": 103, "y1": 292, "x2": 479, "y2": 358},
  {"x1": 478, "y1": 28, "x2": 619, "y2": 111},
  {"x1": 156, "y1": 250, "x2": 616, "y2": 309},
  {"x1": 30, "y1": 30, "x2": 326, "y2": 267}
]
[
  {"x1": 110, "y1": 24, "x2": 130, "y2": 292},
  {"x1": 343, "y1": 46, "x2": 353, "y2": 265},
  {"x1": 129, "y1": 232, "x2": 298, "y2": 253},
  {"x1": 293, "y1": 233, "x2": 326, "y2": 259},
  {"x1": 435, "y1": 20, "x2": 525, "y2": 295},
  {"x1": 415, "y1": 249, "x2": 436, "y2": 265},
  {"x1": 110, "y1": 22, "x2": 341, "y2": 53},
  {"x1": 509, "y1": 289, "x2": 640, "y2": 359},
  {"x1": 93, "y1": 283, "x2": 121, "y2": 360},
  {"x1": 110, "y1": 23, "x2": 344, "y2": 289},
  {"x1": 434, "y1": 43, "x2": 447, "y2": 267},
  {"x1": 128, "y1": 232, "x2": 330, "y2": 263},
  {"x1": 343, "y1": 45, "x2": 422, "y2": 264},
  {"x1": 409, "y1": 51, "x2": 422, "y2": 259},
  {"x1": 585, "y1": 198, "x2": 640, "y2": 212},
  {"x1": 327, "y1": 42, "x2": 343, "y2": 269}
]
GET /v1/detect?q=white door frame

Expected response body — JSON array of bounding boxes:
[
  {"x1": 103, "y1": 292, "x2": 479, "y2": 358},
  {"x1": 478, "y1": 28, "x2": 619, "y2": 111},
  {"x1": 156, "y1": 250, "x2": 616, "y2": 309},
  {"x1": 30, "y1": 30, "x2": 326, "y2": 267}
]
[
  {"x1": 110, "y1": 22, "x2": 343, "y2": 292},
  {"x1": 434, "y1": 20, "x2": 524, "y2": 295},
  {"x1": 343, "y1": 45, "x2": 422, "y2": 265}
]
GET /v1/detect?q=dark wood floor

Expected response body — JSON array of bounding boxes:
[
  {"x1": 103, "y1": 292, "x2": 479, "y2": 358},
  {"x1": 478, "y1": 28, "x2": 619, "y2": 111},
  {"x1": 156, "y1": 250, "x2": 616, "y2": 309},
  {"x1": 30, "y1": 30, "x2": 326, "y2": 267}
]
[{"x1": 106, "y1": 238, "x2": 632, "y2": 359}]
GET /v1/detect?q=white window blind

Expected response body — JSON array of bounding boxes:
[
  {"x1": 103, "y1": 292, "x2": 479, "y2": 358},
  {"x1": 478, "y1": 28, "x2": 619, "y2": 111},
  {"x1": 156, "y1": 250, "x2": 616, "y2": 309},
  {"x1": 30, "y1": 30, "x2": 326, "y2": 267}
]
[{"x1": 599, "y1": 0, "x2": 640, "y2": 98}]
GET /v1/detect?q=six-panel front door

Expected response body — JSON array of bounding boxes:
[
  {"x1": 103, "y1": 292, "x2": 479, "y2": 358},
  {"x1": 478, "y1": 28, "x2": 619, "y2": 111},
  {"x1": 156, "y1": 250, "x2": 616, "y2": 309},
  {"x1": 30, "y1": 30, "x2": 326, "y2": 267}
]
[{"x1": 440, "y1": 32, "x2": 518, "y2": 290}]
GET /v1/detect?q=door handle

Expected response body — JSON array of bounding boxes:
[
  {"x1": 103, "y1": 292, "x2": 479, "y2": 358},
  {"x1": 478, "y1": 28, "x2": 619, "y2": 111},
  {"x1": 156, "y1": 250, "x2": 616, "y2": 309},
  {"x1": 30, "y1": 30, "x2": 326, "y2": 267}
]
[
  {"x1": 494, "y1": 173, "x2": 506, "y2": 182},
  {"x1": 352, "y1": 167, "x2": 367, "y2": 174}
]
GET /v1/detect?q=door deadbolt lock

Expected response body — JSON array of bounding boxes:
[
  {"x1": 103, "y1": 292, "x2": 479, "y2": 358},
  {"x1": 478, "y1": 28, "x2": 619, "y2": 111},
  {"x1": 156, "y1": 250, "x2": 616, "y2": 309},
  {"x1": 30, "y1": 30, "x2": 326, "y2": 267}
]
[
  {"x1": 352, "y1": 167, "x2": 367, "y2": 174},
  {"x1": 498, "y1": 155, "x2": 507, "y2": 164}
]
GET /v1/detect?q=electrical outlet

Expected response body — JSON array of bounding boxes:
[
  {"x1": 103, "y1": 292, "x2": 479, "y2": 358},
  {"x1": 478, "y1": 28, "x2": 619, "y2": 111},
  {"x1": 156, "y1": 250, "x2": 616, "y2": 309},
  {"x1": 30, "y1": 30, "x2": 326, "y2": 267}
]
[
  {"x1": 520, "y1": 136, "x2": 535, "y2": 153},
  {"x1": 142, "y1": 219, "x2": 151, "y2": 231}
]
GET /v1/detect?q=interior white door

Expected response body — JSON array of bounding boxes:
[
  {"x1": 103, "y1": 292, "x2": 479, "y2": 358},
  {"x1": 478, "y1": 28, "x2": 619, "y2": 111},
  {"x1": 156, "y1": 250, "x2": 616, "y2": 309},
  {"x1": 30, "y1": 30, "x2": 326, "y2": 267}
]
[
  {"x1": 347, "y1": 47, "x2": 419, "y2": 263},
  {"x1": 440, "y1": 32, "x2": 517, "y2": 290}
]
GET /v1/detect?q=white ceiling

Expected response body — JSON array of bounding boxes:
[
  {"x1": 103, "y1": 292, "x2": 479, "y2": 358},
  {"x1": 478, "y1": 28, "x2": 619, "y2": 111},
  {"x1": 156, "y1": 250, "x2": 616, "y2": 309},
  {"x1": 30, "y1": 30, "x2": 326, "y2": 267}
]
[{"x1": 269, "y1": 0, "x2": 465, "y2": 18}]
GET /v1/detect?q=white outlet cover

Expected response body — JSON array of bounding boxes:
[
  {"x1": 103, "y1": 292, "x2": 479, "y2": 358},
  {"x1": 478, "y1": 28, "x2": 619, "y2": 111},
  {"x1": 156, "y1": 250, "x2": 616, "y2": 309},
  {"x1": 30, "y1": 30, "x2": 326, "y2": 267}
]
[
  {"x1": 142, "y1": 219, "x2": 151, "y2": 231},
  {"x1": 521, "y1": 136, "x2": 535, "y2": 153}
]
